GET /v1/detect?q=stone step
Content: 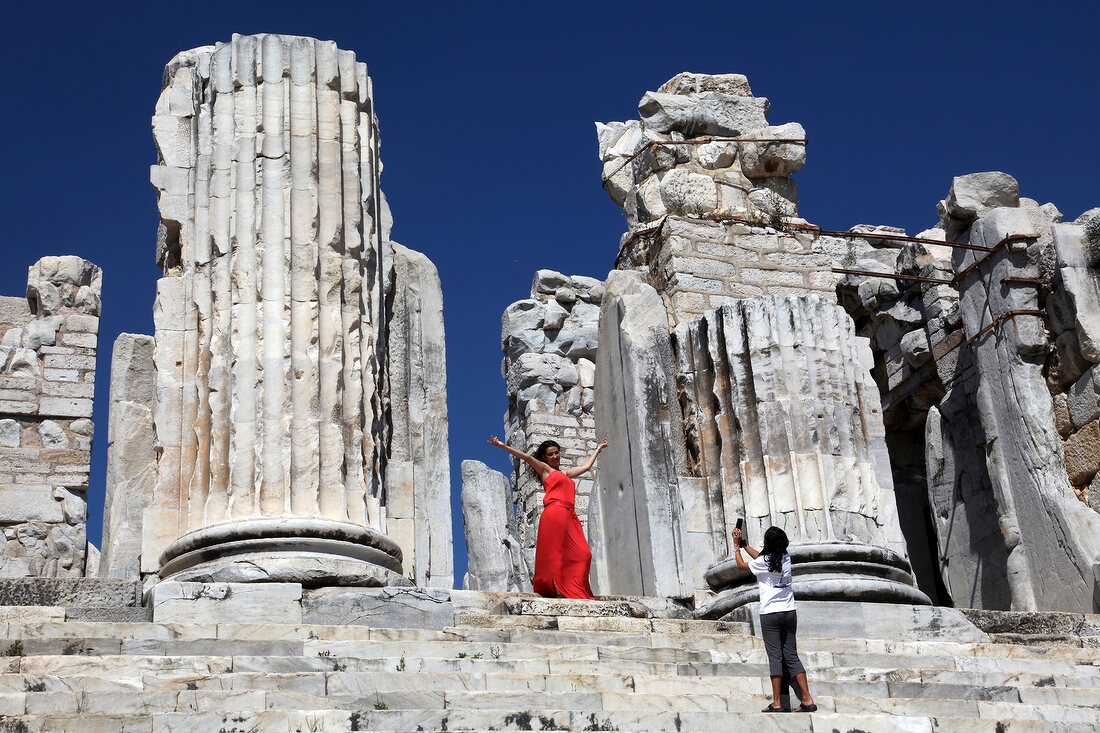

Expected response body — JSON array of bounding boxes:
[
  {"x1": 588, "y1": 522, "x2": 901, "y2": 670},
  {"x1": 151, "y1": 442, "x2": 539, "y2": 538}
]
[
  {"x1": 0, "y1": 579, "x2": 141, "y2": 608},
  {"x1": 0, "y1": 708, "x2": 1088, "y2": 732},
  {"x1": 0, "y1": 672, "x2": 1094, "y2": 721},
  {"x1": 3, "y1": 638, "x2": 1096, "y2": 692},
  {"x1": 5, "y1": 620, "x2": 1096, "y2": 671},
  {"x1": 3, "y1": 613, "x2": 1097, "y2": 662}
]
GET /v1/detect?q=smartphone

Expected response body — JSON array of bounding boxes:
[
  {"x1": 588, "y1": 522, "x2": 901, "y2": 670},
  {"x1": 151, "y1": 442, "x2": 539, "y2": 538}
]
[{"x1": 735, "y1": 517, "x2": 745, "y2": 544}]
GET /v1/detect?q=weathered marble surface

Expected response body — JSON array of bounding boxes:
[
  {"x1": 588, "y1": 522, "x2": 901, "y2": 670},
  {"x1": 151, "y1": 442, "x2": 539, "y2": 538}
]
[
  {"x1": 590, "y1": 271, "x2": 693, "y2": 599},
  {"x1": 953, "y1": 207, "x2": 1100, "y2": 611},
  {"x1": 0, "y1": 257, "x2": 101, "y2": 578},
  {"x1": 728, "y1": 601, "x2": 988, "y2": 642},
  {"x1": 474, "y1": 271, "x2": 603, "y2": 589},
  {"x1": 141, "y1": 35, "x2": 451, "y2": 588},
  {"x1": 99, "y1": 334, "x2": 156, "y2": 580},
  {"x1": 460, "y1": 460, "x2": 530, "y2": 593}
]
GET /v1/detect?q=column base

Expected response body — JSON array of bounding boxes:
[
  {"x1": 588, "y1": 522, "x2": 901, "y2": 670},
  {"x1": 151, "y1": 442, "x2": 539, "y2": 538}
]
[
  {"x1": 698, "y1": 542, "x2": 931, "y2": 619},
  {"x1": 157, "y1": 517, "x2": 410, "y2": 588}
]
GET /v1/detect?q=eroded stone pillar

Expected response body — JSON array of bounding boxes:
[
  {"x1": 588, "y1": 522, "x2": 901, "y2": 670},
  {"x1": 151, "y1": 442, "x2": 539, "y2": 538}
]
[
  {"x1": 143, "y1": 34, "x2": 450, "y2": 588},
  {"x1": 684, "y1": 295, "x2": 929, "y2": 615}
]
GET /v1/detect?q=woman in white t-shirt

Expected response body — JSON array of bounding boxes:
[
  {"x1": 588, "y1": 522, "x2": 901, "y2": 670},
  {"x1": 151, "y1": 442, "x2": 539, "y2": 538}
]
[{"x1": 732, "y1": 525, "x2": 817, "y2": 713}]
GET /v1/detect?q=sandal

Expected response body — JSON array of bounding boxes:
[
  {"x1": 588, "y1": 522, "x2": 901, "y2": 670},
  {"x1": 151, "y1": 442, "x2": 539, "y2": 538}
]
[
  {"x1": 761, "y1": 704, "x2": 785, "y2": 713},
  {"x1": 794, "y1": 703, "x2": 818, "y2": 713}
]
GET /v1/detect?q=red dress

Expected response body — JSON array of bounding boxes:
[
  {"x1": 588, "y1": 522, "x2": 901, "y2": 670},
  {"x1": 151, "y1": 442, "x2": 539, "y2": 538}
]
[{"x1": 533, "y1": 470, "x2": 595, "y2": 599}]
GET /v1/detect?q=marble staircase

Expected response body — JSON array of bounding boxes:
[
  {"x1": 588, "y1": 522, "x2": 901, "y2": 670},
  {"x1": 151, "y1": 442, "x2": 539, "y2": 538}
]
[{"x1": 0, "y1": 588, "x2": 1095, "y2": 731}]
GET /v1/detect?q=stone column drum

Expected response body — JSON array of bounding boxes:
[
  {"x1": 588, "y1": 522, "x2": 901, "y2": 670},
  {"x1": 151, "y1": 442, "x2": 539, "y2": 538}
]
[{"x1": 143, "y1": 35, "x2": 448, "y2": 587}]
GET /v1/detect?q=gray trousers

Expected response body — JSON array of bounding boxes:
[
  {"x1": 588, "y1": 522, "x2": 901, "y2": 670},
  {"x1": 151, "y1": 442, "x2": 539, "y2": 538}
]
[{"x1": 760, "y1": 610, "x2": 806, "y2": 678}]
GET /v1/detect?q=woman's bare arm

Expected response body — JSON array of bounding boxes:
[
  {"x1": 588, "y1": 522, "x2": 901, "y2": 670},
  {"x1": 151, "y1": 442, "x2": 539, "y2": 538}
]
[
  {"x1": 488, "y1": 436, "x2": 552, "y2": 480},
  {"x1": 731, "y1": 528, "x2": 760, "y2": 570},
  {"x1": 564, "y1": 439, "x2": 608, "y2": 479}
]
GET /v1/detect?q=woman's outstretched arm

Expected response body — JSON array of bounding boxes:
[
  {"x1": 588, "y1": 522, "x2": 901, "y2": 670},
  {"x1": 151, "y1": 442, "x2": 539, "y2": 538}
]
[
  {"x1": 731, "y1": 527, "x2": 760, "y2": 570},
  {"x1": 488, "y1": 436, "x2": 552, "y2": 481},
  {"x1": 564, "y1": 439, "x2": 609, "y2": 479}
]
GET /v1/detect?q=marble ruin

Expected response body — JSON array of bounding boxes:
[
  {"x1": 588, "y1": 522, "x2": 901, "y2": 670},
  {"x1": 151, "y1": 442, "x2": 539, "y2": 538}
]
[
  {"x1": 0, "y1": 258, "x2": 101, "y2": 578},
  {"x1": 3, "y1": 43, "x2": 1100, "y2": 731},
  {"x1": 466, "y1": 72, "x2": 1100, "y2": 616},
  {"x1": 96, "y1": 34, "x2": 452, "y2": 591}
]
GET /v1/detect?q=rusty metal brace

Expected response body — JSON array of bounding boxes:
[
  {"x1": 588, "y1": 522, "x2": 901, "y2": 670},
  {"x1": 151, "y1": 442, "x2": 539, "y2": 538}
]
[{"x1": 966, "y1": 309, "x2": 1046, "y2": 346}]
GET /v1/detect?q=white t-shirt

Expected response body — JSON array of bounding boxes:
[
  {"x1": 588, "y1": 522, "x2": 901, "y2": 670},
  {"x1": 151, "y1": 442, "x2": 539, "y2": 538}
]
[{"x1": 748, "y1": 552, "x2": 795, "y2": 615}]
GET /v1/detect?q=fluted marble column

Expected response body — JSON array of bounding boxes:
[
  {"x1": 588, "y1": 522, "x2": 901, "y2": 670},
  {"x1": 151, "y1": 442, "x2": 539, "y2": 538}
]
[
  {"x1": 683, "y1": 295, "x2": 930, "y2": 614},
  {"x1": 590, "y1": 281, "x2": 929, "y2": 610},
  {"x1": 143, "y1": 35, "x2": 450, "y2": 587}
]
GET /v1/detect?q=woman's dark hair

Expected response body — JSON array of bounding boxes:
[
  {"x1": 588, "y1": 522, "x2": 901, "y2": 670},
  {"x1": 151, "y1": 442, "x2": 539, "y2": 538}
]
[
  {"x1": 533, "y1": 440, "x2": 561, "y2": 464},
  {"x1": 761, "y1": 526, "x2": 789, "y2": 574}
]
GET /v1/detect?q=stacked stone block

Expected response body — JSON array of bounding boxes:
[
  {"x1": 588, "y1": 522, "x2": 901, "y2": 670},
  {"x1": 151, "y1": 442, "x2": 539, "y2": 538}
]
[
  {"x1": 499, "y1": 271, "x2": 604, "y2": 573},
  {"x1": 1048, "y1": 210, "x2": 1100, "y2": 511},
  {"x1": 598, "y1": 72, "x2": 833, "y2": 325},
  {"x1": 0, "y1": 256, "x2": 101, "y2": 578},
  {"x1": 835, "y1": 172, "x2": 1100, "y2": 612}
]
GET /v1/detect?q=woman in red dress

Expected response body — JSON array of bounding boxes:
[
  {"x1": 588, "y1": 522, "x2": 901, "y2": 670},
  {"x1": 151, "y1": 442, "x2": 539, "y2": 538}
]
[{"x1": 488, "y1": 436, "x2": 607, "y2": 599}]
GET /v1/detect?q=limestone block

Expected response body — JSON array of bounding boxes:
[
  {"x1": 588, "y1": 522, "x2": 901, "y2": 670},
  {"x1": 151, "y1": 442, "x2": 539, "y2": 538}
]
[
  {"x1": 26, "y1": 256, "x2": 103, "y2": 316},
  {"x1": 638, "y1": 91, "x2": 769, "y2": 137},
  {"x1": 388, "y1": 243, "x2": 453, "y2": 588},
  {"x1": 0, "y1": 420, "x2": 20, "y2": 448},
  {"x1": 302, "y1": 586, "x2": 453, "y2": 628},
  {"x1": 738, "y1": 123, "x2": 806, "y2": 178},
  {"x1": 942, "y1": 171, "x2": 1019, "y2": 225},
  {"x1": 542, "y1": 300, "x2": 568, "y2": 331},
  {"x1": 532, "y1": 270, "x2": 570, "y2": 296},
  {"x1": 590, "y1": 271, "x2": 693, "y2": 599},
  {"x1": 953, "y1": 207, "x2": 1100, "y2": 611},
  {"x1": 659, "y1": 170, "x2": 718, "y2": 216},
  {"x1": 5, "y1": 348, "x2": 40, "y2": 378},
  {"x1": 695, "y1": 141, "x2": 737, "y2": 169},
  {"x1": 0, "y1": 486, "x2": 65, "y2": 523},
  {"x1": 1052, "y1": 223, "x2": 1100, "y2": 362},
  {"x1": 1053, "y1": 393, "x2": 1074, "y2": 438},
  {"x1": 0, "y1": 577, "x2": 139, "y2": 606},
  {"x1": 23, "y1": 317, "x2": 63, "y2": 350},
  {"x1": 599, "y1": 121, "x2": 646, "y2": 206},
  {"x1": 1064, "y1": 421, "x2": 1100, "y2": 485},
  {"x1": 571, "y1": 276, "x2": 605, "y2": 304},
  {"x1": 151, "y1": 581, "x2": 303, "y2": 624},
  {"x1": 595, "y1": 120, "x2": 628, "y2": 162},
  {"x1": 1068, "y1": 366, "x2": 1100, "y2": 428},
  {"x1": 658, "y1": 72, "x2": 753, "y2": 96},
  {"x1": 503, "y1": 329, "x2": 547, "y2": 362},
  {"x1": 634, "y1": 175, "x2": 667, "y2": 222},
  {"x1": 1051, "y1": 329, "x2": 1091, "y2": 390},
  {"x1": 37, "y1": 421, "x2": 66, "y2": 449},
  {"x1": 576, "y1": 359, "x2": 595, "y2": 388},
  {"x1": 900, "y1": 328, "x2": 932, "y2": 368},
  {"x1": 101, "y1": 396, "x2": 155, "y2": 579},
  {"x1": 501, "y1": 300, "x2": 546, "y2": 345},
  {"x1": 507, "y1": 353, "x2": 579, "y2": 393},
  {"x1": 561, "y1": 325, "x2": 599, "y2": 361},
  {"x1": 460, "y1": 460, "x2": 531, "y2": 593}
]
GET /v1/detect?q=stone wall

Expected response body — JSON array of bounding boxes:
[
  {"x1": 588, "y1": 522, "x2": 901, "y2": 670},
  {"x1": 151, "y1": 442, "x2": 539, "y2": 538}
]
[
  {"x1": 598, "y1": 72, "x2": 833, "y2": 326},
  {"x1": 498, "y1": 271, "x2": 603, "y2": 576},
  {"x1": 0, "y1": 256, "x2": 101, "y2": 578},
  {"x1": 836, "y1": 172, "x2": 1100, "y2": 612}
]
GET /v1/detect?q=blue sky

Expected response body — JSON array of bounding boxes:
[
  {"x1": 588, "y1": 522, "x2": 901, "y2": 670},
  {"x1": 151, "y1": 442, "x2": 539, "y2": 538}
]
[{"x1": 3, "y1": 1, "x2": 1097, "y2": 583}]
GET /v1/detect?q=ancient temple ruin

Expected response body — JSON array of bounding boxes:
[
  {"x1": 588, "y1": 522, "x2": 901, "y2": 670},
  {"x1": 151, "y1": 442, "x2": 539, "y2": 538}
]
[
  {"x1": 1, "y1": 41, "x2": 1100, "y2": 730},
  {"x1": 464, "y1": 72, "x2": 1100, "y2": 616}
]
